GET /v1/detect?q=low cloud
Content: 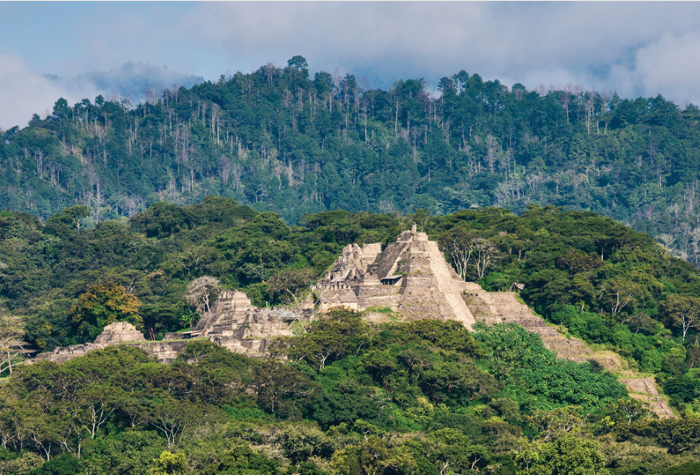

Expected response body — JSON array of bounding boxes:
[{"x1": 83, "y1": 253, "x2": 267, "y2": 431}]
[
  {"x1": 0, "y1": 52, "x2": 97, "y2": 130},
  {"x1": 172, "y1": 2, "x2": 700, "y2": 101},
  {"x1": 609, "y1": 33, "x2": 700, "y2": 105},
  {"x1": 6, "y1": 2, "x2": 700, "y2": 128},
  {"x1": 0, "y1": 54, "x2": 202, "y2": 130}
]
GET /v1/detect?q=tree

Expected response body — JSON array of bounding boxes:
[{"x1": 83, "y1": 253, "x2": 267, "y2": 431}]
[
  {"x1": 149, "y1": 399, "x2": 204, "y2": 448},
  {"x1": 44, "y1": 205, "x2": 91, "y2": 237},
  {"x1": 472, "y1": 238, "x2": 501, "y2": 280},
  {"x1": 525, "y1": 407, "x2": 584, "y2": 441},
  {"x1": 616, "y1": 416, "x2": 700, "y2": 454},
  {"x1": 287, "y1": 56, "x2": 308, "y2": 71},
  {"x1": 52, "y1": 98, "x2": 71, "y2": 120},
  {"x1": 512, "y1": 434, "x2": 609, "y2": 475},
  {"x1": 185, "y1": 276, "x2": 220, "y2": 314},
  {"x1": 251, "y1": 361, "x2": 316, "y2": 418},
  {"x1": 0, "y1": 315, "x2": 29, "y2": 375},
  {"x1": 440, "y1": 230, "x2": 501, "y2": 281},
  {"x1": 266, "y1": 268, "x2": 314, "y2": 304},
  {"x1": 662, "y1": 295, "x2": 700, "y2": 340},
  {"x1": 146, "y1": 451, "x2": 187, "y2": 475},
  {"x1": 440, "y1": 228, "x2": 475, "y2": 280},
  {"x1": 70, "y1": 283, "x2": 142, "y2": 341},
  {"x1": 331, "y1": 436, "x2": 418, "y2": 475},
  {"x1": 178, "y1": 309, "x2": 199, "y2": 329},
  {"x1": 598, "y1": 279, "x2": 640, "y2": 317}
]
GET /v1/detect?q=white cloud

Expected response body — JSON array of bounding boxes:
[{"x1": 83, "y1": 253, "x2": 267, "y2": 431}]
[
  {"x1": 609, "y1": 33, "x2": 700, "y2": 105},
  {"x1": 0, "y1": 52, "x2": 98, "y2": 130},
  {"x1": 166, "y1": 2, "x2": 700, "y2": 99},
  {"x1": 6, "y1": 2, "x2": 700, "y2": 127}
]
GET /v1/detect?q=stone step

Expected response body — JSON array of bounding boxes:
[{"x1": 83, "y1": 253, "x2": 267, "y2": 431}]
[
  {"x1": 541, "y1": 336, "x2": 594, "y2": 356},
  {"x1": 621, "y1": 377, "x2": 675, "y2": 418}
]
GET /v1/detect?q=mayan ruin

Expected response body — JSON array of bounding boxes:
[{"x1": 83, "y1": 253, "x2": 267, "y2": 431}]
[
  {"x1": 39, "y1": 225, "x2": 634, "y2": 367},
  {"x1": 33, "y1": 227, "x2": 673, "y2": 417},
  {"x1": 35, "y1": 226, "x2": 632, "y2": 364}
]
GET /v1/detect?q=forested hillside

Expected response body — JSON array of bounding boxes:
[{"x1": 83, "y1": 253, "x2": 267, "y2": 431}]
[
  {"x1": 3, "y1": 56, "x2": 700, "y2": 264},
  {"x1": 2, "y1": 200, "x2": 700, "y2": 406},
  {"x1": 1, "y1": 200, "x2": 700, "y2": 473}
]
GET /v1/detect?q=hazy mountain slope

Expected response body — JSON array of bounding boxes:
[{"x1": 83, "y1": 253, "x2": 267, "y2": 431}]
[{"x1": 3, "y1": 57, "x2": 700, "y2": 265}]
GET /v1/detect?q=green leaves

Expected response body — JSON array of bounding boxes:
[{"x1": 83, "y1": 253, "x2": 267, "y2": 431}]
[
  {"x1": 615, "y1": 416, "x2": 700, "y2": 455},
  {"x1": 69, "y1": 282, "x2": 142, "y2": 341},
  {"x1": 474, "y1": 324, "x2": 628, "y2": 410},
  {"x1": 513, "y1": 434, "x2": 609, "y2": 475}
]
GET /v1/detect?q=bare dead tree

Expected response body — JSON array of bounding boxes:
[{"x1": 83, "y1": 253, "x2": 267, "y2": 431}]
[
  {"x1": 441, "y1": 234, "x2": 501, "y2": 281},
  {"x1": 485, "y1": 134, "x2": 498, "y2": 174},
  {"x1": 444, "y1": 236, "x2": 474, "y2": 280},
  {"x1": 0, "y1": 315, "x2": 29, "y2": 376},
  {"x1": 185, "y1": 276, "x2": 221, "y2": 314},
  {"x1": 473, "y1": 238, "x2": 502, "y2": 279}
]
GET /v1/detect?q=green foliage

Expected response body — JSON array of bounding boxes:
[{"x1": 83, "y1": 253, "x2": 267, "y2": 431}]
[
  {"x1": 146, "y1": 451, "x2": 187, "y2": 475},
  {"x1": 430, "y1": 205, "x2": 700, "y2": 374},
  {"x1": 664, "y1": 375, "x2": 700, "y2": 404},
  {"x1": 0, "y1": 318, "x2": 694, "y2": 474},
  {"x1": 43, "y1": 205, "x2": 91, "y2": 238},
  {"x1": 200, "y1": 443, "x2": 281, "y2": 475},
  {"x1": 1, "y1": 189, "x2": 700, "y2": 471},
  {"x1": 664, "y1": 462, "x2": 700, "y2": 475},
  {"x1": 70, "y1": 282, "x2": 142, "y2": 341},
  {"x1": 473, "y1": 323, "x2": 627, "y2": 410},
  {"x1": 27, "y1": 453, "x2": 80, "y2": 475},
  {"x1": 513, "y1": 434, "x2": 609, "y2": 475},
  {"x1": 615, "y1": 416, "x2": 700, "y2": 455}
]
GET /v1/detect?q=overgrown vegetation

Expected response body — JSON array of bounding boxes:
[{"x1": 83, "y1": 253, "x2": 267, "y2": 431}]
[
  {"x1": 1, "y1": 197, "x2": 700, "y2": 472},
  {"x1": 2, "y1": 313, "x2": 697, "y2": 475}
]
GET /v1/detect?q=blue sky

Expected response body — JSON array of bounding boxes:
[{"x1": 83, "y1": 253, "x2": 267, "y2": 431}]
[{"x1": 3, "y1": 2, "x2": 700, "y2": 128}]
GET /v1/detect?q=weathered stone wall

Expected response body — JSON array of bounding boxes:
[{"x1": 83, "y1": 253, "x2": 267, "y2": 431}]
[
  {"x1": 94, "y1": 321, "x2": 146, "y2": 345},
  {"x1": 36, "y1": 322, "x2": 149, "y2": 364},
  {"x1": 33, "y1": 292, "x2": 310, "y2": 365}
]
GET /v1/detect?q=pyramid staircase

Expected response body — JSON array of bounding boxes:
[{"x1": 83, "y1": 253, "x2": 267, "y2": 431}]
[{"x1": 462, "y1": 285, "x2": 673, "y2": 418}]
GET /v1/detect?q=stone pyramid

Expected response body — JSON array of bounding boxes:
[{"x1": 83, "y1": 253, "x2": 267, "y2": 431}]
[{"x1": 314, "y1": 225, "x2": 476, "y2": 327}]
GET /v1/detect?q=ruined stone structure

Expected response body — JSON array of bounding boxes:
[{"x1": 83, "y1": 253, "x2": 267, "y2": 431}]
[
  {"x1": 313, "y1": 225, "x2": 476, "y2": 328},
  {"x1": 316, "y1": 227, "x2": 674, "y2": 418},
  {"x1": 94, "y1": 321, "x2": 147, "y2": 345},
  {"x1": 36, "y1": 322, "x2": 147, "y2": 363},
  {"x1": 165, "y1": 290, "x2": 311, "y2": 356},
  {"x1": 315, "y1": 227, "x2": 618, "y2": 367},
  {"x1": 37, "y1": 292, "x2": 310, "y2": 364}
]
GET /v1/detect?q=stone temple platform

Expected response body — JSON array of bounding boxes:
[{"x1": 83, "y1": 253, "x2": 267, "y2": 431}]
[{"x1": 164, "y1": 290, "x2": 312, "y2": 356}]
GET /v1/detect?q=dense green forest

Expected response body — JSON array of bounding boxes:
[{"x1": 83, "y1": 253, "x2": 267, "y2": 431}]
[
  {"x1": 1, "y1": 198, "x2": 700, "y2": 472},
  {"x1": 3, "y1": 56, "x2": 700, "y2": 265},
  {"x1": 0, "y1": 316, "x2": 697, "y2": 475}
]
